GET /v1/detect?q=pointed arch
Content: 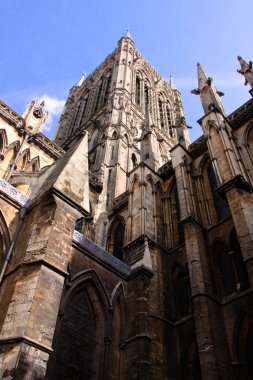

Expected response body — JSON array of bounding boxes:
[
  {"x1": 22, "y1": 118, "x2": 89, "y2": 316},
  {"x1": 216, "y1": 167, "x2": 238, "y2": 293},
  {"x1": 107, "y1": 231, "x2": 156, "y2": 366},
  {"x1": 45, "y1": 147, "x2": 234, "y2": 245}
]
[
  {"x1": 212, "y1": 240, "x2": 237, "y2": 297},
  {"x1": 107, "y1": 216, "x2": 126, "y2": 261},
  {"x1": 50, "y1": 269, "x2": 110, "y2": 380},
  {"x1": 233, "y1": 312, "x2": 253, "y2": 379},
  {"x1": 229, "y1": 228, "x2": 249, "y2": 292},
  {"x1": 242, "y1": 122, "x2": 253, "y2": 148},
  {"x1": 3, "y1": 140, "x2": 20, "y2": 172},
  {"x1": 0, "y1": 209, "x2": 11, "y2": 272},
  {"x1": 16, "y1": 148, "x2": 30, "y2": 171},
  {"x1": 0, "y1": 129, "x2": 8, "y2": 154},
  {"x1": 27, "y1": 156, "x2": 40, "y2": 172},
  {"x1": 108, "y1": 282, "x2": 127, "y2": 379},
  {"x1": 172, "y1": 263, "x2": 191, "y2": 319},
  {"x1": 4, "y1": 140, "x2": 20, "y2": 155},
  {"x1": 130, "y1": 153, "x2": 138, "y2": 170},
  {"x1": 135, "y1": 74, "x2": 141, "y2": 106},
  {"x1": 111, "y1": 131, "x2": 118, "y2": 140},
  {"x1": 89, "y1": 129, "x2": 99, "y2": 151}
]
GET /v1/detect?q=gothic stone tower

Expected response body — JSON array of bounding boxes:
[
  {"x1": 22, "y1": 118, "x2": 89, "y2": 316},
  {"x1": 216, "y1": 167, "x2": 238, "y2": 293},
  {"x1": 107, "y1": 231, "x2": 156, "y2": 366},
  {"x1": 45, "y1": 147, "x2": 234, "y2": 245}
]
[
  {"x1": 54, "y1": 31, "x2": 190, "y2": 250},
  {"x1": 1, "y1": 33, "x2": 253, "y2": 380}
]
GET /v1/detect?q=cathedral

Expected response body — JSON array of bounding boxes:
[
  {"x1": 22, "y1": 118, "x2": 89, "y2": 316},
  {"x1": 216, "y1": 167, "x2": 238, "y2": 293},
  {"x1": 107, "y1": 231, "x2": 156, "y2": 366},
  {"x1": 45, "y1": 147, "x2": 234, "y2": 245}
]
[{"x1": 0, "y1": 31, "x2": 253, "y2": 379}]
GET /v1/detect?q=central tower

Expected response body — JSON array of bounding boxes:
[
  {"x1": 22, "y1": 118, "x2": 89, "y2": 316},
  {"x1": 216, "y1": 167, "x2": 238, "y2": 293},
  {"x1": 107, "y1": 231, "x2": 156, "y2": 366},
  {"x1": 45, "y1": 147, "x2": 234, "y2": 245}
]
[{"x1": 55, "y1": 32, "x2": 190, "y2": 223}]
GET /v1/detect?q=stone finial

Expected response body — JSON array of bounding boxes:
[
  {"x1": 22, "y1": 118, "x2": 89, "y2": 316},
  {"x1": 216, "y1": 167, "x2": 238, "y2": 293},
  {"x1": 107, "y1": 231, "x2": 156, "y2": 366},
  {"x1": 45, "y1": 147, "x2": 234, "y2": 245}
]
[
  {"x1": 169, "y1": 75, "x2": 177, "y2": 90},
  {"x1": 237, "y1": 56, "x2": 253, "y2": 94},
  {"x1": 124, "y1": 29, "x2": 132, "y2": 39},
  {"x1": 76, "y1": 73, "x2": 86, "y2": 87},
  {"x1": 191, "y1": 63, "x2": 225, "y2": 115}
]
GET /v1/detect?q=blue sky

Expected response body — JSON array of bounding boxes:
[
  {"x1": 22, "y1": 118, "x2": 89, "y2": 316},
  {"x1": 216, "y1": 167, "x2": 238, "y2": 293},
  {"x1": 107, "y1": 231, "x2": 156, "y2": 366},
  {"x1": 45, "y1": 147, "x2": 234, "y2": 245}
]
[{"x1": 1, "y1": 0, "x2": 252, "y2": 142}]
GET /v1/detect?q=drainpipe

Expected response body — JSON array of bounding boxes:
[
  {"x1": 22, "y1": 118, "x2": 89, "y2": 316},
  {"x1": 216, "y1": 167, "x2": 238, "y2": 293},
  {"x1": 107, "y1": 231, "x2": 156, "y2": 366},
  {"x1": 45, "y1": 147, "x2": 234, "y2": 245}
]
[{"x1": 0, "y1": 206, "x2": 27, "y2": 284}]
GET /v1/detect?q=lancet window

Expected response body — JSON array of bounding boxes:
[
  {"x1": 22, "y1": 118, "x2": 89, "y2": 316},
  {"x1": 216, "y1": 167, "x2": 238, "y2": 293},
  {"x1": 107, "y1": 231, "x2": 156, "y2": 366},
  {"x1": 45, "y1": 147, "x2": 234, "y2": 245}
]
[
  {"x1": 172, "y1": 265, "x2": 191, "y2": 319},
  {"x1": 135, "y1": 76, "x2": 141, "y2": 106},
  {"x1": 93, "y1": 70, "x2": 112, "y2": 113},
  {"x1": 144, "y1": 82, "x2": 149, "y2": 113},
  {"x1": 166, "y1": 106, "x2": 174, "y2": 137},
  {"x1": 107, "y1": 218, "x2": 125, "y2": 261},
  {"x1": 207, "y1": 163, "x2": 231, "y2": 221},
  {"x1": 159, "y1": 97, "x2": 164, "y2": 128},
  {"x1": 212, "y1": 235, "x2": 248, "y2": 298}
]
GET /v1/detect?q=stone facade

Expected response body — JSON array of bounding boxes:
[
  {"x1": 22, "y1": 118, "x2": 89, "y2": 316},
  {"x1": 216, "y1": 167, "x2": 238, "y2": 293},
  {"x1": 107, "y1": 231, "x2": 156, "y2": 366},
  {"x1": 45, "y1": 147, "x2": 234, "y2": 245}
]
[{"x1": 0, "y1": 32, "x2": 253, "y2": 379}]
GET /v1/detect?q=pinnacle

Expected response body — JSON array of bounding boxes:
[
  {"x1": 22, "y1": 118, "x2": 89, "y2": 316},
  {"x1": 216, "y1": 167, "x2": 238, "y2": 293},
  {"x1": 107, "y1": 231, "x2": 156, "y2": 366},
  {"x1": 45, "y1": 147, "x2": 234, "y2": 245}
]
[{"x1": 124, "y1": 29, "x2": 132, "y2": 39}]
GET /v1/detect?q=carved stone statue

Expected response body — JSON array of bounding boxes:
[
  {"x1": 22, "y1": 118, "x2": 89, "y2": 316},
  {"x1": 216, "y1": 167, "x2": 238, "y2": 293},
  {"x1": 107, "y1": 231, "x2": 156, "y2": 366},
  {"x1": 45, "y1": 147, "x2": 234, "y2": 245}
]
[{"x1": 237, "y1": 56, "x2": 253, "y2": 92}]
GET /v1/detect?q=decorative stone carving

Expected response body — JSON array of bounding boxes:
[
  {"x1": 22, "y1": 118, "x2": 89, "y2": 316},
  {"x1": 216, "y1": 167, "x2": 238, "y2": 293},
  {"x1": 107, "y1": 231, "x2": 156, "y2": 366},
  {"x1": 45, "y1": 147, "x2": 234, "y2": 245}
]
[
  {"x1": 237, "y1": 56, "x2": 253, "y2": 94},
  {"x1": 0, "y1": 179, "x2": 29, "y2": 206}
]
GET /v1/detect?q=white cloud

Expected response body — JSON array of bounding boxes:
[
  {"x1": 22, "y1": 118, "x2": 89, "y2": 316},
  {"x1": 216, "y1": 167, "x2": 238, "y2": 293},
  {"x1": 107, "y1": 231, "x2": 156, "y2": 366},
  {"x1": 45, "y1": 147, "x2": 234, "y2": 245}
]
[{"x1": 38, "y1": 94, "x2": 65, "y2": 132}]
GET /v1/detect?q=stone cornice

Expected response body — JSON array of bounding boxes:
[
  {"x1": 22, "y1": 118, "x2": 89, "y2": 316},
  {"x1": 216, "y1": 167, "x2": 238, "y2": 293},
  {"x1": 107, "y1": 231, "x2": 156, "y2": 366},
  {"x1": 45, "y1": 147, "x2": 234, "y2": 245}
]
[
  {"x1": 0, "y1": 99, "x2": 64, "y2": 160},
  {"x1": 228, "y1": 97, "x2": 253, "y2": 129}
]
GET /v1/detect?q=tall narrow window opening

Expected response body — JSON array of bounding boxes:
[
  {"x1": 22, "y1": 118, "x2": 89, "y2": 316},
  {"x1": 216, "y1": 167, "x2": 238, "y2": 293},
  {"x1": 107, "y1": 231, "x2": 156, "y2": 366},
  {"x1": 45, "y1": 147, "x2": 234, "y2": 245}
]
[
  {"x1": 166, "y1": 106, "x2": 173, "y2": 137},
  {"x1": 135, "y1": 76, "x2": 141, "y2": 106},
  {"x1": 159, "y1": 98, "x2": 164, "y2": 128},
  {"x1": 207, "y1": 163, "x2": 231, "y2": 221},
  {"x1": 144, "y1": 83, "x2": 149, "y2": 113},
  {"x1": 131, "y1": 153, "x2": 137, "y2": 169},
  {"x1": 95, "y1": 81, "x2": 103, "y2": 111},
  {"x1": 104, "y1": 73, "x2": 112, "y2": 103},
  {"x1": 113, "y1": 222, "x2": 125, "y2": 260}
]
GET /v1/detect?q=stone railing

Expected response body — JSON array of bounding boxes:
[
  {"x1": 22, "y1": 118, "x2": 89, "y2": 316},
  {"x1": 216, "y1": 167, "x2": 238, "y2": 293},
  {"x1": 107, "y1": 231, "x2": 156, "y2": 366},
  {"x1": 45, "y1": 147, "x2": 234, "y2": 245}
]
[
  {"x1": 0, "y1": 179, "x2": 29, "y2": 206},
  {"x1": 73, "y1": 230, "x2": 131, "y2": 276}
]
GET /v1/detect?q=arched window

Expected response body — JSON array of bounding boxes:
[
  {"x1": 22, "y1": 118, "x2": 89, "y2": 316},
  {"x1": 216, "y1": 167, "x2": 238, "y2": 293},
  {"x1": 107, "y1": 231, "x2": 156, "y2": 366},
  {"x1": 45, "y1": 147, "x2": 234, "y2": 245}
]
[
  {"x1": 95, "y1": 80, "x2": 103, "y2": 111},
  {"x1": 75, "y1": 217, "x2": 84, "y2": 233},
  {"x1": 50, "y1": 285, "x2": 104, "y2": 380},
  {"x1": 166, "y1": 106, "x2": 174, "y2": 137},
  {"x1": 235, "y1": 314, "x2": 253, "y2": 379},
  {"x1": 107, "y1": 218, "x2": 125, "y2": 261},
  {"x1": 89, "y1": 130, "x2": 99, "y2": 150},
  {"x1": 131, "y1": 153, "x2": 137, "y2": 169},
  {"x1": 113, "y1": 223, "x2": 125, "y2": 260},
  {"x1": 229, "y1": 229, "x2": 249, "y2": 292},
  {"x1": 16, "y1": 149, "x2": 30, "y2": 171},
  {"x1": 112, "y1": 131, "x2": 118, "y2": 140},
  {"x1": 0, "y1": 211, "x2": 10, "y2": 272},
  {"x1": 159, "y1": 97, "x2": 164, "y2": 128},
  {"x1": 213, "y1": 242, "x2": 237, "y2": 297},
  {"x1": 104, "y1": 72, "x2": 112, "y2": 103},
  {"x1": 135, "y1": 76, "x2": 141, "y2": 106},
  {"x1": 207, "y1": 163, "x2": 231, "y2": 221},
  {"x1": 0, "y1": 130, "x2": 7, "y2": 156},
  {"x1": 172, "y1": 265, "x2": 191, "y2": 319},
  {"x1": 144, "y1": 83, "x2": 149, "y2": 113}
]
